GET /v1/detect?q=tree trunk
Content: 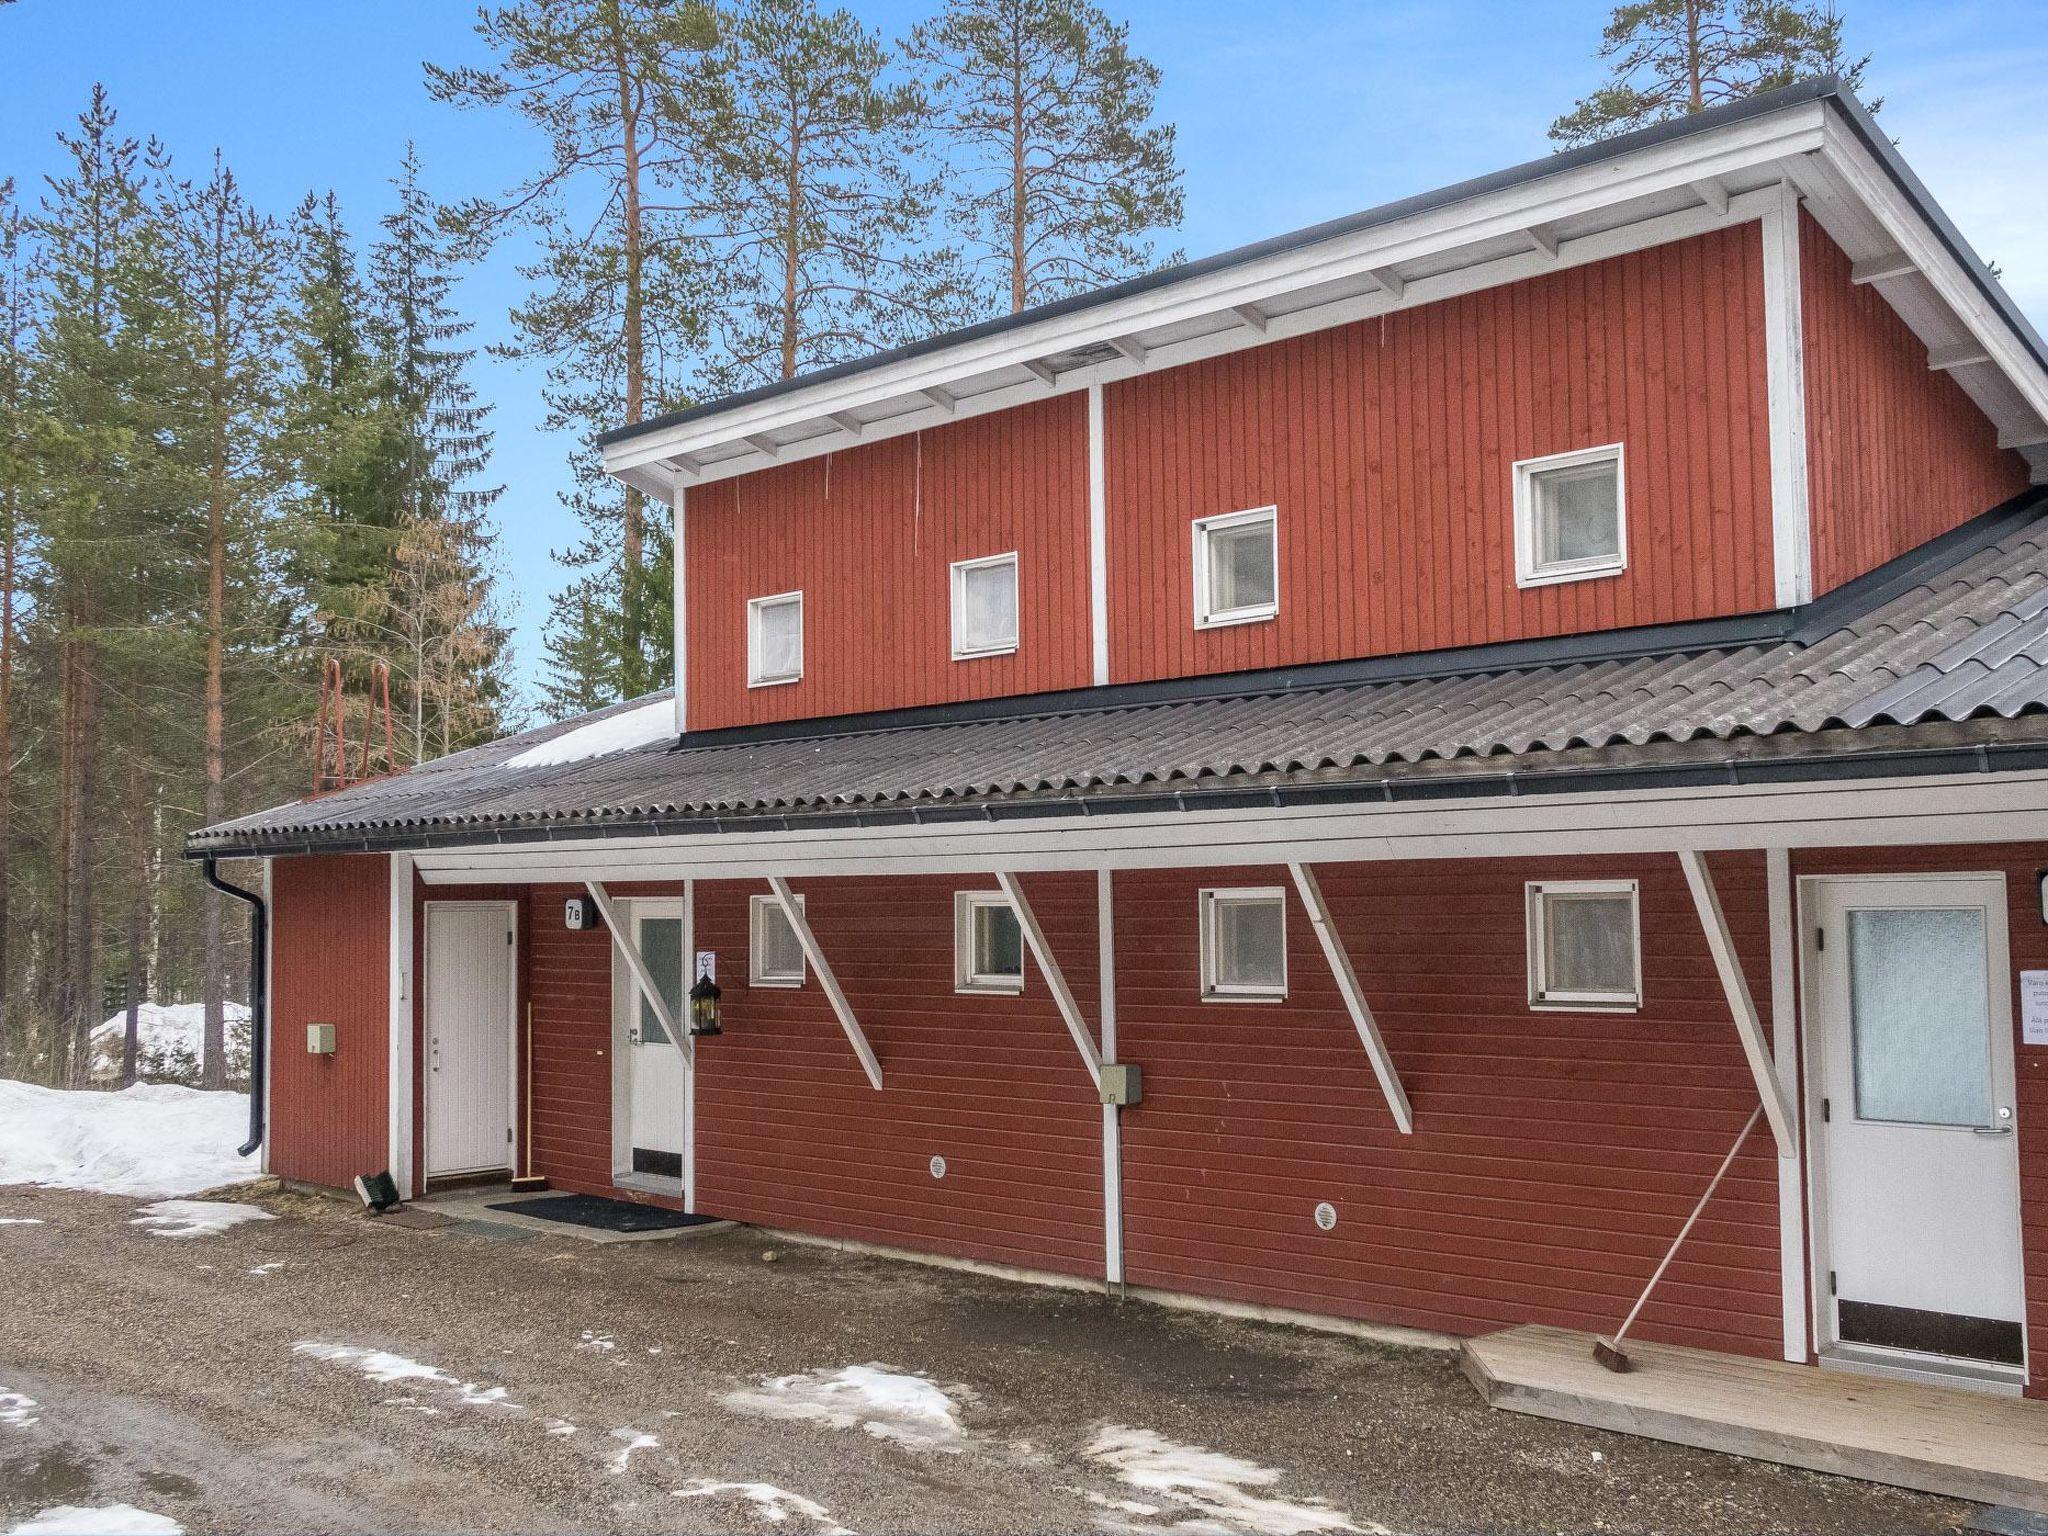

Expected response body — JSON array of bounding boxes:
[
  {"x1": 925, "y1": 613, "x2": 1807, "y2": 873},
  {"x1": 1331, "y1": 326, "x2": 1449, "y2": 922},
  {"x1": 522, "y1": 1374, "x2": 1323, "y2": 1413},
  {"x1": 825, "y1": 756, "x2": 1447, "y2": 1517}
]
[
  {"x1": 122, "y1": 755, "x2": 144, "y2": 1087},
  {"x1": 781, "y1": 115, "x2": 803, "y2": 379},
  {"x1": 1009, "y1": 15, "x2": 1028, "y2": 313},
  {"x1": 56, "y1": 614, "x2": 98, "y2": 1087},
  {"x1": 0, "y1": 499, "x2": 13, "y2": 1082},
  {"x1": 611, "y1": 18, "x2": 647, "y2": 675},
  {"x1": 1687, "y1": 0, "x2": 1705, "y2": 111},
  {"x1": 202, "y1": 379, "x2": 229, "y2": 1090}
]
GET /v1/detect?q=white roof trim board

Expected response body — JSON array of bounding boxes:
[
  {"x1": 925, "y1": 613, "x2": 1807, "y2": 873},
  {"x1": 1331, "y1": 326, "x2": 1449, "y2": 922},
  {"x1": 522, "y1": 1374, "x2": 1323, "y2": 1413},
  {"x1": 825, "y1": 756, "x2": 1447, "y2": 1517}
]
[{"x1": 600, "y1": 82, "x2": 2048, "y2": 496}]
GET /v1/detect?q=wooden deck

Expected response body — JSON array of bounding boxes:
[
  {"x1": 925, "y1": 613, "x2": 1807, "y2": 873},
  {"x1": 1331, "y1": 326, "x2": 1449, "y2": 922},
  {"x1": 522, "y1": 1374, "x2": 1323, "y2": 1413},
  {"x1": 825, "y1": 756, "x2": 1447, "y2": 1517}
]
[{"x1": 1463, "y1": 1325, "x2": 2048, "y2": 1513}]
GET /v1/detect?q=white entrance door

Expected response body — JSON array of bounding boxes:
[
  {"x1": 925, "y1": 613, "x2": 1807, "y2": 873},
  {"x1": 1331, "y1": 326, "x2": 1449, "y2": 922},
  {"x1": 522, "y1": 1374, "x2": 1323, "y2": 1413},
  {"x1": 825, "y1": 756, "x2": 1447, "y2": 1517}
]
[
  {"x1": 616, "y1": 901, "x2": 687, "y2": 1184},
  {"x1": 1811, "y1": 874, "x2": 2024, "y2": 1372},
  {"x1": 423, "y1": 901, "x2": 516, "y2": 1178}
]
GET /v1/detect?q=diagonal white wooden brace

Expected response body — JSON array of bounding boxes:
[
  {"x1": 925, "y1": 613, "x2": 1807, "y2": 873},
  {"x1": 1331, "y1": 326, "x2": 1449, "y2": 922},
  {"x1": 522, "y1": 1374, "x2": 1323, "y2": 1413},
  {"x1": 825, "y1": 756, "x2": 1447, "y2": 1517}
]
[
  {"x1": 994, "y1": 873, "x2": 1104, "y2": 1090},
  {"x1": 1677, "y1": 850, "x2": 1797, "y2": 1157},
  {"x1": 586, "y1": 880, "x2": 692, "y2": 1068},
  {"x1": 767, "y1": 876, "x2": 883, "y2": 1090},
  {"x1": 1287, "y1": 862, "x2": 1414, "y2": 1134}
]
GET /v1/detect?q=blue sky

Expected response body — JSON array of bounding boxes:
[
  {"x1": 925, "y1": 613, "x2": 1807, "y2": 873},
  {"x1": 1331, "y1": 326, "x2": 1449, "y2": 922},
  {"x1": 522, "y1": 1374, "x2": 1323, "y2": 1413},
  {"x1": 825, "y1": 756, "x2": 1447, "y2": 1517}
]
[{"x1": 6, "y1": 0, "x2": 2045, "y2": 710}]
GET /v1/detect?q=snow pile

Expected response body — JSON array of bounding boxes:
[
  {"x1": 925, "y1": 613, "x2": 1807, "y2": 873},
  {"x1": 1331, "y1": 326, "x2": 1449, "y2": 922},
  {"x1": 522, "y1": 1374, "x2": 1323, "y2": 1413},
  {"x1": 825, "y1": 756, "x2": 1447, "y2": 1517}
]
[
  {"x1": 129, "y1": 1200, "x2": 274, "y2": 1240},
  {"x1": 504, "y1": 699, "x2": 673, "y2": 769},
  {"x1": 5, "y1": 1509, "x2": 181, "y2": 1535},
  {"x1": 673, "y1": 1482, "x2": 850, "y2": 1533},
  {"x1": 0, "y1": 1218, "x2": 43, "y2": 1226},
  {"x1": 89, "y1": 1003, "x2": 250, "y2": 1085},
  {"x1": 0, "y1": 1390, "x2": 37, "y2": 1428},
  {"x1": 293, "y1": 1341, "x2": 518, "y2": 1411},
  {"x1": 1084, "y1": 1426, "x2": 1380, "y2": 1536},
  {"x1": 0, "y1": 1081, "x2": 253, "y2": 1199},
  {"x1": 718, "y1": 1363, "x2": 970, "y2": 1451},
  {"x1": 607, "y1": 1429, "x2": 661, "y2": 1474}
]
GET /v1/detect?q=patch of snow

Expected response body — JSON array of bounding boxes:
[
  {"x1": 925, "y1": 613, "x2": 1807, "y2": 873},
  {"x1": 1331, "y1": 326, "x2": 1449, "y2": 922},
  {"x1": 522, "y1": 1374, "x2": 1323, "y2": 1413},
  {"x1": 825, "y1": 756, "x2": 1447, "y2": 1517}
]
[
  {"x1": 89, "y1": 1002, "x2": 250, "y2": 1083},
  {"x1": 246, "y1": 1261, "x2": 285, "y2": 1276},
  {"x1": 607, "y1": 1429, "x2": 660, "y2": 1473},
  {"x1": 293, "y1": 1342, "x2": 517, "y2": 1411},
  {"x1": 504, "y1": 699, "x2": 672, "y2": 769},
  {"x1": 0, "y1": 1081, "x2": 254, "y2": 1199},
  {"x1": 1084, "y1": 1426, "x2": 1382, "y2": 1536},
  {"x1": 718, "y1": 1363, "x2": 969, "y2": 1451},
  {"x1": 0, "y1": 1391, "x2": 38, "y2": 1428},
  {"x1": 1068, "y1": 1487, "x2": 1162, "y2": 1517},
  {"x1": 6, "y1": 1507, "x2": 182, "y2": 1535},
  {"x1": 0, "y1": 1217, "x2": 43, "y2": 1225},
  {"x1": 129, "y1": 1200, "x2": 274, "y2": 1240},
  {"x1": 577, "y1": 1330, "x2": 616, "y2": 1353},
  {"x1": 544, "y1": 1419, "x2": 578, "y2": 1437},
  {"x1": 673, "y1": 1481, "x2": 850, "y2": 1533}
]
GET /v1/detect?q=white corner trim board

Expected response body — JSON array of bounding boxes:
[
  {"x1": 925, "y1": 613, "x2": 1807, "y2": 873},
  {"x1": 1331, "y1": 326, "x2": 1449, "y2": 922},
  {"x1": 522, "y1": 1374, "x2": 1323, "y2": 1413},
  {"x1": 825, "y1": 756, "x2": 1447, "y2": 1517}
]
[
  {"x1": 1760, "y1": 182, "x2": 1813, "y2": 611},
  {"x1": 388, "y1": 852, "x2": 416, "y2": 1196}
]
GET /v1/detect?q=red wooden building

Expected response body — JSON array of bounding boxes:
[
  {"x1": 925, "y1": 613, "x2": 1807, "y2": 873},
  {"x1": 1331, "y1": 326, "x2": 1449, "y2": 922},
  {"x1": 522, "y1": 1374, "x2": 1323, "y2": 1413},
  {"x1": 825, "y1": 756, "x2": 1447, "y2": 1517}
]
[{"x1": 194, "y1": 82, "x2": 2048, "y2": 1402}]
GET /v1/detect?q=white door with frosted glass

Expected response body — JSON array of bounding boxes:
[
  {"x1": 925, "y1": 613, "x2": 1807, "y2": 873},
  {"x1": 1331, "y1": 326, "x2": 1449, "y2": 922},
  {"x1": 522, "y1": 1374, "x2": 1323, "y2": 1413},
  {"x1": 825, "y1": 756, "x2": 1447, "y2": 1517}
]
[
  {"x1": 615, "y1": 901, "x2": 686, "y2": 1184},
  {"x1": 1811, "y1": 875, "x2": 2024, "y2": 1370},
  {"x1": 423, "y1": 901, "x2": 516, "y2": 1177}
]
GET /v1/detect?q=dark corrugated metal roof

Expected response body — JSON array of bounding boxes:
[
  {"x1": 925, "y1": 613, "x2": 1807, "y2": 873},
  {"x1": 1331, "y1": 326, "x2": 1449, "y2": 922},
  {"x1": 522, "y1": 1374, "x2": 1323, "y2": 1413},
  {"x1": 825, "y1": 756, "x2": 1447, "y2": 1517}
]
[{"x1": 189, "y1": 500, "x2": 2048, "y2": 856}]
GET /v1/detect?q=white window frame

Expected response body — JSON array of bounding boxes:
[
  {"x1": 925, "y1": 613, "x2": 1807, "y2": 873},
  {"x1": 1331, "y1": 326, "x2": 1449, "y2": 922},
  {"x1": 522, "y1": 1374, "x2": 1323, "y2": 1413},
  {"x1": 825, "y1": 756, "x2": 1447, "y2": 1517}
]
[
  {"x1": 1526, "y1": 878, "x2": 1643, "y2": 1011},
  {"x1": 748, "y1": 893, "x2": 806, "y2": 988},
  {"x1": 954, "y1": 890, "x2": 1024, "y2": 995},
  {"x1": 1513, "y1": 443, "x2": 1627, "y2": 589},
  {"x1": 746, "y1": 589, "x2": 804, "y2": 687},
  {"x1": 950, "y1": 551, "x2": 1020, "y2": 660},
  {"x1": 1192, "y1": 506, "x2": 1279, "y2": 629},
  {"x1": 1198, "y1": 886, "x2": 1288, "y2": 1003}
]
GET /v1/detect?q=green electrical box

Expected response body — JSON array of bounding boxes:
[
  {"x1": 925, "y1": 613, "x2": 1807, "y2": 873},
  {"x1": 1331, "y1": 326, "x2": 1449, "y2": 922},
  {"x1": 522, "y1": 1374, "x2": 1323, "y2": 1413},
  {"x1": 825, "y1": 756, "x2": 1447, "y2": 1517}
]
[
  {"x1": 307, "y1": 1022, "x2": 336, "y2": 1055},
  {"x1": 1099, "y1": 1062, "x2": 1141, "y2": 1107}
]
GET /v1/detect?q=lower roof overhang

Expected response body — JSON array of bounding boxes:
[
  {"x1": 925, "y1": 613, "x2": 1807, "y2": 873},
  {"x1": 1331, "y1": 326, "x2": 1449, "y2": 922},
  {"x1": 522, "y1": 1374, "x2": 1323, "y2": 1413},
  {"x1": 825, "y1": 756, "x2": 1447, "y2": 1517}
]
[{"x1": 192, "y1": 728, "x2": 2048, "y2": 885}]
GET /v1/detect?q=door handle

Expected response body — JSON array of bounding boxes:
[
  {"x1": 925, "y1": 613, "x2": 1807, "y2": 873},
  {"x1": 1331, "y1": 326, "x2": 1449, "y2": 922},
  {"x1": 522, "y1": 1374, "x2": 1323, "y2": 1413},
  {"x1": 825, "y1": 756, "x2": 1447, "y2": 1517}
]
[{"x1": 1974, "y1": 1125, "x2": 2013, "y2": 1136}]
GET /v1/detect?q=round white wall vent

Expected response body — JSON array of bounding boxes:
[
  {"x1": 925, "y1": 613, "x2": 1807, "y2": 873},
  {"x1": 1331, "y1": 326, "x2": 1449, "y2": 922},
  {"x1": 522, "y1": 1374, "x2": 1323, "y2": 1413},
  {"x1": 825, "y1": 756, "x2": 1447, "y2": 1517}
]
[
  {"x1": 930, "y1": 1155, "x2": 948, "y2": 1180},
  {"x1": 1313, "y1": 1201, "x2": 1338, "y2": 1232}
]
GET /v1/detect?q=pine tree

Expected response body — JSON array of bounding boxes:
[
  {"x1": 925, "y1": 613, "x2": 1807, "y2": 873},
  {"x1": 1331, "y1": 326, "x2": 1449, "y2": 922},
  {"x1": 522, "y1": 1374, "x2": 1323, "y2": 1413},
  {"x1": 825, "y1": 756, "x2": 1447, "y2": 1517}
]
[
  {"x1": 703, "y1": 0, "x2": 967, "y2": 391},
  {"x1": 0, "y1": 178, "x2": 40, "y2": 1081},
  {"x1": 906, "y1": 0, "x2": 1181, "y2": 315},
  {"x1": 1551, "y1": 0, "x2": 1874, "y2": 148},
  {"x1": 428, "y1": 0, "x2": 719, "y2": 712}
]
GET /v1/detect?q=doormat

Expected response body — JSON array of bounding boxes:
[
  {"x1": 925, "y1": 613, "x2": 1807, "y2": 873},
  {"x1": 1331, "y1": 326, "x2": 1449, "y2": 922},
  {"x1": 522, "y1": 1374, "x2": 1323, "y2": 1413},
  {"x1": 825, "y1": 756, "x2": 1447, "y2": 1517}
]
[{"x1": 486, "y1": 1193, "x2": 720, "y2": 1234}]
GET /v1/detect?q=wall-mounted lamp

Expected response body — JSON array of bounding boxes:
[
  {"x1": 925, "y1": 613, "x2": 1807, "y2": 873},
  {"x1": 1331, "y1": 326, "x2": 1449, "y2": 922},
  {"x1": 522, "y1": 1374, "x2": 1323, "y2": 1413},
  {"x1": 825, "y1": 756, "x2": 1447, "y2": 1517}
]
[{"x1": 688, "y1": 974, "x2": 723, "y2": 1037}]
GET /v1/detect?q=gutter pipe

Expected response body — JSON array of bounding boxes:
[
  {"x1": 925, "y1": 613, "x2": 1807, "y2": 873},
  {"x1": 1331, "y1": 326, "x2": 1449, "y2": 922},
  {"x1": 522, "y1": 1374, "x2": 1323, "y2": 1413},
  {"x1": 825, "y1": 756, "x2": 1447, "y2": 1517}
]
[{"x1": 201, "y1": 856, "x2": 267, "y2": 1159}]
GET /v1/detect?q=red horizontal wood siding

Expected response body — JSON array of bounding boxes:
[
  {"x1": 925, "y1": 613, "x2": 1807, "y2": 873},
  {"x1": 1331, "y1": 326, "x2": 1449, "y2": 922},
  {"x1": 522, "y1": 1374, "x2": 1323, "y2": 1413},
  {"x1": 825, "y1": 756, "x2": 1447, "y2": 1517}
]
[
  {"x1": 1113, "y1": 854, "x2": 1784, "y2": 1356},
  {"x1": 1801, "y1": 213, "x2": 2030, "y2": 595},
  {"x1": 1106, "y1": 227, "x2": 1776, "y2": 683},
  {"x1": 685, "y1": 393, "x2": 1092, "y2": 730},
  {"x1": 268, "y1": 853, "x2": 390, "y2": 1192},
  {"x1": 1793, "y1": 843, "x2": 2048, "y2": 1400},
  {"x1": 692, "y1": 873, "x2": 1105, "y2": 1275}
]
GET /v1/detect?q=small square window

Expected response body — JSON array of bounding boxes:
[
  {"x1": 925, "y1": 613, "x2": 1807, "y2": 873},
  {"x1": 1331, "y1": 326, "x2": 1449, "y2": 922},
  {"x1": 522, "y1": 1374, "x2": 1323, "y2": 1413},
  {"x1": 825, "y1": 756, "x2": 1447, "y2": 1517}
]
[
  {"x1": 955, "y1": 891, "x2": 1024, "y2": 993},
  {"x1": 1527, "y1": 880, "x2": 1641, "y2": 1010},
  {"x1": 951, "y1": 552, "x2": 1019, "y2": 659},
  {"x1": 747, "y1": 590, "x2": 803, "y2": 686},
  {"x1": 1514, "y1": 444, "x2": 1626, "y2": 587},
  {"x1": 749, "y1": 894, "x2": 806, "y2": 987},
  {"x1": 1193, "y1": 507, "x2": 1278, "y2": 628},
  {"x1": 1200, "y1": 887, "x2": 1287, "y2": 1001}
]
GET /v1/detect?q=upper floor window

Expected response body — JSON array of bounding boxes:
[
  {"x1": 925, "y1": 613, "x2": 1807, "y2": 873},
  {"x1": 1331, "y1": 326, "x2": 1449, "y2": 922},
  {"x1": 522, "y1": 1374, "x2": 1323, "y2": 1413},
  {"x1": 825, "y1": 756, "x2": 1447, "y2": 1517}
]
[
  {"x1": 954, "y1": 890, "x2": 1024, "y2": 994},
  {"x1": 1526, "y1": 879, "x2": 1641, "y2": 1010},
  {"x1": 951, "y1": 552, "x2": 1019, "y2": 659},
  {"x1": 749, "y1": 893, "x2": 806, "y2": 987},
  {"x1": 747, "y1": 590, "x2": 804, "y2": 687},
  {"x1": 1199, "y1": 886, "x2": 1287, "y2": 1001},
  {"x1": 1514, "y1": 444, "x2": 1626, "y2": 588},
  {"x1": 1193, "y1": 506, "x2": 1279, "y2": 628}
]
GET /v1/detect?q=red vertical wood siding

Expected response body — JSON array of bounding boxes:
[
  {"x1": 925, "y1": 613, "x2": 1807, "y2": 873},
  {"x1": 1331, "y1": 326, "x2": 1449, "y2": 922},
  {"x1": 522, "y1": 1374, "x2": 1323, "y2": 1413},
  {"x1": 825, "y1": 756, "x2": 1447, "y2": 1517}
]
[
  {"x1": 267, "y1": 853, "x2": 390, "y2": 1191},
  {"x1": 1793, "y1": 843, "x2": 2048, "y2": 1400},
  {"x1": 692, "y1": 873, "x2": 1106, "y2": 1275},
  {"x1": 685, "y1": 393, "x2": 1092, "y2": 730},
  {"x1": 1801, "y1": 214, "x2": 2030, "y2": 595},
  {"x1": 1105, "y1": 228, "x2": 1776, "y2": 683},
  {"x1": 1114, "y1": 854, "x2": 1784, "y2": 1356}
]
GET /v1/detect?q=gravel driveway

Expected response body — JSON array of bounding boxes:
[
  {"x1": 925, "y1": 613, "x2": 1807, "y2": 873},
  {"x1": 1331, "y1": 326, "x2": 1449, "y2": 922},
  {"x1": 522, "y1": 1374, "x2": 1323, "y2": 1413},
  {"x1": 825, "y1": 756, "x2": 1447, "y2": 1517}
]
[{"x1": 0, "y1": 1181, "x2": 1970, "y2": 1535}]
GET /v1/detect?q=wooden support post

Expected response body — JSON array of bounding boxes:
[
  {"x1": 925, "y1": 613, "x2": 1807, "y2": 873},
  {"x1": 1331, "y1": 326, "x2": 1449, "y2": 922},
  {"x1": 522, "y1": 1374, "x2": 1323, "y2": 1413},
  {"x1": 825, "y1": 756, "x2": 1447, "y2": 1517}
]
[
  {"x1": 585, "y1": 880, "x2": 692, "y2": 1069},
  {"x1": 1287, "y1": 862, "x2": 1414, "y2": 1134},
  {"x1": 767, "y1": 876, "x2": 883, "y2": 1090},
  {"x1": 995, "y1": 872, "x2": 1103, "y2": 1089},
  {"x1": 1677, "y1": 851, "x2": 1797, "y2": 1156}
]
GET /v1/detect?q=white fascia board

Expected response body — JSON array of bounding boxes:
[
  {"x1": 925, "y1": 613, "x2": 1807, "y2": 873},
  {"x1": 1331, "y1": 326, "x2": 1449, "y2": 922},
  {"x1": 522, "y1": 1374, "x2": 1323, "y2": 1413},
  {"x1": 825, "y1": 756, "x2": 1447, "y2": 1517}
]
[
  {"x1": 601, "y1": 106, "x2": 1829, "y2": 482},
  {"x1": 619, "y1": 186, "x2": 1790, "y2": 491},
  {"x1": 411, "y1": 766, "x2": 2048, "y2": 886}
]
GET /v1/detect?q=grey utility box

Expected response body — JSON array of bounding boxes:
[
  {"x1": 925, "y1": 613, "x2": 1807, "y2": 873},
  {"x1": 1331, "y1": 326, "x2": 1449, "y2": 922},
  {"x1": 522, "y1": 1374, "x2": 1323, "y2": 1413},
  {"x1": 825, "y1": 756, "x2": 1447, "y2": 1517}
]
[
  {"x1": 1099, "y1": 1062, "x2": 1142, "y2": 1107},
  {"x1": 307, "y1": 1022, "x2": 337, "y2": 1056}
]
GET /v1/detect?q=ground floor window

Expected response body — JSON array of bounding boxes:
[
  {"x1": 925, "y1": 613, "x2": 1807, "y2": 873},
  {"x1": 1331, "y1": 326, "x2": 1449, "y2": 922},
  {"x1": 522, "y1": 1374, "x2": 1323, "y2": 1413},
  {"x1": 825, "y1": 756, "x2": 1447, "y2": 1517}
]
[
  {"x1": 1526, "y1": 879, "x2": 1641, "y2": 1009},
  {"x1": 750, "y1": 893, "x2": 806, "y2": 987},
  {"x1": 1199, "y1": 886, "x2": 1287, "y2": 1001},
  {"x1": 955, "y1": 891, "x2": 1024, "y2": 993}
]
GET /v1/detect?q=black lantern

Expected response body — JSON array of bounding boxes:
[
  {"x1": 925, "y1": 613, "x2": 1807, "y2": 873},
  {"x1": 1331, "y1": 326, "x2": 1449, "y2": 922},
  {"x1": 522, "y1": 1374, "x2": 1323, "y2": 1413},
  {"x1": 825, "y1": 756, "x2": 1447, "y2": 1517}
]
[{"x1": 688, "y1": 974, "x2": 724, "y2": 1037}]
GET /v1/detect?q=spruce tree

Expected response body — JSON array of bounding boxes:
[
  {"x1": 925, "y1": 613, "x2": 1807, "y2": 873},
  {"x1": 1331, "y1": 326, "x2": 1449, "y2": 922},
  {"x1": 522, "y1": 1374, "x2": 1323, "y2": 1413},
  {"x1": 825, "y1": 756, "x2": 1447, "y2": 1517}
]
[
  {"x1": 906, "y1": 0, "x2": 1181, "y2": 315},
  {"x1": 1551, "y1": 0, "x2": 1874, "y2": 148}
]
